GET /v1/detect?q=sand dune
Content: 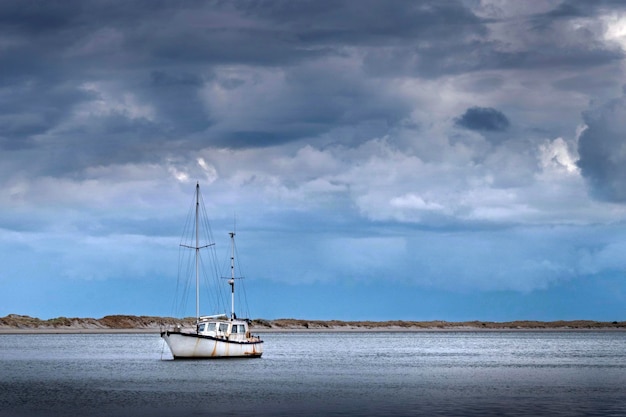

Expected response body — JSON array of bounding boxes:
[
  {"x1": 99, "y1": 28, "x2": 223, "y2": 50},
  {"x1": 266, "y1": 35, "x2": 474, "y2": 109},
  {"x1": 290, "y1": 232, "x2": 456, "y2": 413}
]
[{"x1": 0, "y1": 314, "x2": 623, "y2": 333}]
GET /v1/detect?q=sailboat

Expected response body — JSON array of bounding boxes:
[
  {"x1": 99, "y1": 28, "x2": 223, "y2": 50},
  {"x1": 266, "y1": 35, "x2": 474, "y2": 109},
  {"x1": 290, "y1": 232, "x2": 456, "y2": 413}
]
[{"x1": 160, "y1": 182, "x2": 263, "y2": 359}]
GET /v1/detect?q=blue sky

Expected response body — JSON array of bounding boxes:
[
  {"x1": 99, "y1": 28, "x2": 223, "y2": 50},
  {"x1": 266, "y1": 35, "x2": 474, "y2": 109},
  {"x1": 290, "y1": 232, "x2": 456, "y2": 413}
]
[{"x1": 1, "y1": 0, "x2": 625, "y2": 321}]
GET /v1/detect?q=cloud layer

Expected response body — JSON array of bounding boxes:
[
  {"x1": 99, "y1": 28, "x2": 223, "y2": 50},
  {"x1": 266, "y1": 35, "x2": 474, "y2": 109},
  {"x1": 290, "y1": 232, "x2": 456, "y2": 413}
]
[{"x1": 2, "y1": 1, "x2": 626, "y2": 319}]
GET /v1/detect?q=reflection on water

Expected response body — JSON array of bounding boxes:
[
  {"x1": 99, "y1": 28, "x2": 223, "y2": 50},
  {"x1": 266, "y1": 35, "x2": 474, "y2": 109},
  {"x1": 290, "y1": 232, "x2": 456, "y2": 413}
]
[{"x1": 0, "y1": 332, "x2": 624, "y2": 416}]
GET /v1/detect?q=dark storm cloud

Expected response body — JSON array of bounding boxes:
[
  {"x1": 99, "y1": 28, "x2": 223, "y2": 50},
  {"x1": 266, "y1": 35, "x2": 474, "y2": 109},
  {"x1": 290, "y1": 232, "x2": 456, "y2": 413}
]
[
  {"x1": 1, "y1": 0, "x2": 624, "y2": 176},
  {"x1": 2, "y1": 0, "x2": 431, "y2": 168},
  {"x1": 543, "y1": 0, "x2": 626, "y2": 20},
  {"x1": 38, "y1": 119, "x2": 164, "y2": 178},
  {"x1": 577, "y1": 91, "x2": 626, "y2": 202},
  {"x1": 364, "y1": 44, "x2": 622, "y2": 80},
  {"x1": 144, "y1": 71, "x2": 212, "y2": 135},
  {"x1": 0, "y1": 81, "x2": 96, "y2": 150},
  {"x1": 249, "y1": 0, "x2": 485, "y2": 45},
  {"x1": 360, "y1": 1, "x2": 623, "y2": 78},
  {"x1": 455, "y1": 107, "x2": 510, "y2": 132}
]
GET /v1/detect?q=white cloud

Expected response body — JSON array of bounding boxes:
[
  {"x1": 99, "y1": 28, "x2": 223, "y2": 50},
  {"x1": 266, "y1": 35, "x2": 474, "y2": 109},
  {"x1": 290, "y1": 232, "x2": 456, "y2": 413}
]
[
  {"x1": 390, "y1": 194, "x2": 445, "y2": 211},
  {"x1": 197, "y1": 158, "x2": 218, "y2": 184},
  {"x1": 157, "y1": 126, "x2": 626, "y2": 229},
  {"x1": 538, "y1": 137, "x2": 579, "y2": 174},
  {"x1": 168, "y1": 166, "x2": 189, "y2": 183},
  {"x1": 603, "y1": 12, "x2": 626, "y2": 51},
  {"x1": 0, "y1": 163, "x2": 189, "y2": 233}
]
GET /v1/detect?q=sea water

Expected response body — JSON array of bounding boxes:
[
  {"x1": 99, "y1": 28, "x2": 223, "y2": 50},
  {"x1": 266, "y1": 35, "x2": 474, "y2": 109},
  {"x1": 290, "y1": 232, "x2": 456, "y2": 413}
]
[{"x1": 0, "y1": 331, "x2": 624, "y2": 416}]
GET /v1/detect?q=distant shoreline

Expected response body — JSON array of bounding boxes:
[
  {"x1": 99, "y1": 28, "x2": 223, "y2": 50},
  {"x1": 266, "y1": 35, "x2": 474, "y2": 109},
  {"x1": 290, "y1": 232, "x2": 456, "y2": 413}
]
[
  {"x1": 1, "y1": 314, "x2": 624, "y2": 334},
  {"x1": 1, "y1": 327, "x2": 625, "y2": 335}
]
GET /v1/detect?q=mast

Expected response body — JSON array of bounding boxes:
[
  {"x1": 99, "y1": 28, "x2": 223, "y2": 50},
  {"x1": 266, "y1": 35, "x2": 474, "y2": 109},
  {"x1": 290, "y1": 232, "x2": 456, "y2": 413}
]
[
  {"x1": 179, "y1": 182, "x2": 214, "y2": 331},
  {"x1": 195, "y1": 182, "x2": 200, "y2": 326},
  {"x1": 229, "y1": 231, "x2": 235, "y2": 319}
]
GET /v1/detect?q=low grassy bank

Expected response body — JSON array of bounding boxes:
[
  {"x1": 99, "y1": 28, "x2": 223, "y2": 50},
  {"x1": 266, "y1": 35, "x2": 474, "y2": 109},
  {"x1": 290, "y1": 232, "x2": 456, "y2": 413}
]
[{"x1": 1, "y1": 314, "x2": 623, "y2": 333}]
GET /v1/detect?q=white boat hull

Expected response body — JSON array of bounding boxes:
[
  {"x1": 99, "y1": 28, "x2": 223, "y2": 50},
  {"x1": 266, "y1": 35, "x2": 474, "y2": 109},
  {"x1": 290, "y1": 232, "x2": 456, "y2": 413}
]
[{"x1": 161, "y1": 330, "x2": 263, "y2": 359}]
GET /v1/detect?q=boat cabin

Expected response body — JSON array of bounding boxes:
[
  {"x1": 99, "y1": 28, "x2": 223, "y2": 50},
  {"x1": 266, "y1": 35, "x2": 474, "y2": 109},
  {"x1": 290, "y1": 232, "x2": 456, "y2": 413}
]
[{"x1": 197, "y1": 319, "x2": 250, "y2": 341}]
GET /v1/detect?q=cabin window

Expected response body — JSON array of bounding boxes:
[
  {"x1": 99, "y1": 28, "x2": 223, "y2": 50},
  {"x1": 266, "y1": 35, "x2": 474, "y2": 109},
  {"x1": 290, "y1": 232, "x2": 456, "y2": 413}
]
[
  {"x1": 232, "y1": 324, "x2": 241, "y2": 333},
  {"x1": 198, "y1": 323, "x2": 205, "y2": 332},
  {"x1": 219, "y1": 323, "x2": 228, "y2": 333},
  {"x1": 207, "y1": 323, "x2": 216, "y2": 332}
]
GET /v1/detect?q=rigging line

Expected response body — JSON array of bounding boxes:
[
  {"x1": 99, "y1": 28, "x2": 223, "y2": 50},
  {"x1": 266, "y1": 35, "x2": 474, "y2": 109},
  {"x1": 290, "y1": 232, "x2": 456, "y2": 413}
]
[
  {"x1": 172, "y1": 217, "x2": 194, "y2": 316},
  {"x1": 232, "y1": 234, "x2": 252, "y2": 319},
  {"x1": 239, "y1": 276, "x2": 251, "y2": 319},
  {"x1": 196, "y1": 190, "x2": 227, "y2": 311},
  {"x1": 173, "y1": 244, "x2": 191, "y2": 317},
  {"x1": 172, "y1": 187, "x2": 200, "y2": 318},
  {"x1": 234, "y1": 240, "x2": 248, "y2": 310},
  {"x1": 178, "y1": 241, "x2": 197, "y2": 317},
  {"x1": 198, "y1": 250, "x2": 225, "y2": 315},
  {"x1": 209, "y1": 242, "x2": 227, "y2": 312}
]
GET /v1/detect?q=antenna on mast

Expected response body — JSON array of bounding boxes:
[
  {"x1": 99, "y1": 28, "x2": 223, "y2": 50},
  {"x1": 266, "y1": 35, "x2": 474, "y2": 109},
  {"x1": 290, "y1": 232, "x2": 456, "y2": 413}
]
[
  {"x1": 223, "y1": 212, "x2": 243, "y2": 320},
  {"x1": 229, "y1": 230, "x2": 236, "y2": 319}
]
